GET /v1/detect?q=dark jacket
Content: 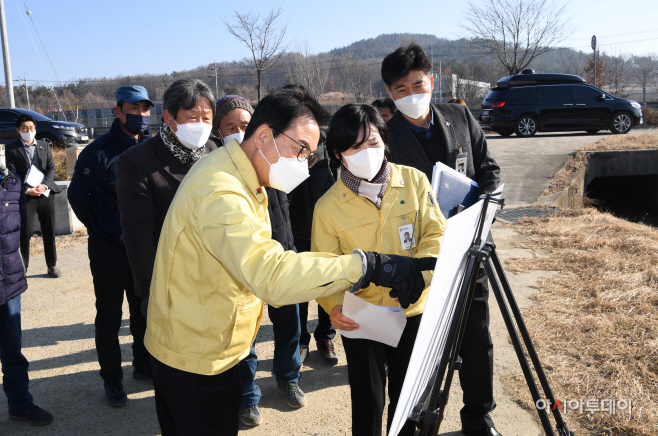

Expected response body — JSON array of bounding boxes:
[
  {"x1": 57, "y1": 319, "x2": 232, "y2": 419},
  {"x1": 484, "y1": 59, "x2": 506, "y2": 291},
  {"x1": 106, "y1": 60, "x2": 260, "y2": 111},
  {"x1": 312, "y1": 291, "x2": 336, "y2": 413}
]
[
  {"x1": 0, "y1": 171, "x2": 27, "y2": 306},
  {"x1": 68, "y1": 118, "x2": 151, "y2": 245},
  {"x1": 5, "y1": 138, "x2": 62, "y2": 194},
  {"x1": 116, "y1": 134, "x2": 217, "y2": 297},
  {"x1": 289, "y1": 129, "x2": 334, "y2": 252},
  {"x1": 266, "y1": 187, "x2": 296, "y2": 252},
  {"x1": 386, "y1": 104, "x2": 500, "y2": 195}
]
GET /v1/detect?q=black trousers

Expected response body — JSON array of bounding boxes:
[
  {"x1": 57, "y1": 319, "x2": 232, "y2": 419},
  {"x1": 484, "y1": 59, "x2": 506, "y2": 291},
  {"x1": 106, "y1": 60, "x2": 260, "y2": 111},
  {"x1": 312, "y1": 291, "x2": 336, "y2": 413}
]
[
  {"x1": 152, "y1": 357, "x2": 241, "y2": 436},
  {"x1": 298, "y1": 302, "x2": 335, "y2": 347},
  {"x1": 458, "y1": 270, "x2": 496, "y2": 431},
  {"x1": 341, "y1": 314, "x2": 421, "y2": 436},
  {"x1": 20, "y1": 193, "x2": 56, "y2": 269},
  {"x1": 88, "y1": 237, "x2": 149, "y2": 383}
]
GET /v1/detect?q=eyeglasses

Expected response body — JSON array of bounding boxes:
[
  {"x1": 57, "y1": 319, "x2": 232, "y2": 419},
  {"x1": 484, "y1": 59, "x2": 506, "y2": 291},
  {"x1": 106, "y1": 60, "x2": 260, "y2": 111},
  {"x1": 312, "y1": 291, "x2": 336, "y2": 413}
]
[
  {"x1": 19, "y1": 126, "x2": 36, "y2": 132},
  {"x1": 272, "y1": 127, "x2": 319, "y2": 168}
]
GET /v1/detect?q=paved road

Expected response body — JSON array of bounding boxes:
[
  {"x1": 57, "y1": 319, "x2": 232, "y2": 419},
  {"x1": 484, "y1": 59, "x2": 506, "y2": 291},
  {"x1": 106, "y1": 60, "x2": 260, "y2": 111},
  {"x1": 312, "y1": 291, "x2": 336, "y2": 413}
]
[{"x1": 485, "y1": 130, "x2": 643, "y2": 207}]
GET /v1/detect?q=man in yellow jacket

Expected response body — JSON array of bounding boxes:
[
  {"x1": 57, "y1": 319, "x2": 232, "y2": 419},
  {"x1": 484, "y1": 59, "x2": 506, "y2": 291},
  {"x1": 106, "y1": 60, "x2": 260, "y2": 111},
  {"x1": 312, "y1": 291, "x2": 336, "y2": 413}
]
[{"x1": 145, "y1": 88, "x2": 435, "y2": 435}]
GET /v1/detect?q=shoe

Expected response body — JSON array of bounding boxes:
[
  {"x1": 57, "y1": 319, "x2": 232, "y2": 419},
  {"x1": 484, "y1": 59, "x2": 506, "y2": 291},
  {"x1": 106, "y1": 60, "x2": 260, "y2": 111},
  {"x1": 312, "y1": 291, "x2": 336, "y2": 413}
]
[
  {"x1": 47, "y1": 266, "x2": 62, "y2": 278},
  {"x1": 316, "y1": 339, "x2": 339, "y2": 366},
  {"x1": 461, "y1": 426, "x2": 503, "y2": 436},
  {"x1": 104, "y1": 381, "x2": 128, "y2": 407},
  {"x1": 133, "y1": 365, "x2": 153, "y2": 381},
  {"x1": 277, "y1": 380, "x2": 307, "y2": 409},
  {"x1": 239, "y1": 404, "x2": 263, "y2": 426},
  {"x1": 9, "y1": 404, "x2": 53, "y2": 426},
  {"x1": 300, "y1": 345, "x2": 309, "y2": 364}
]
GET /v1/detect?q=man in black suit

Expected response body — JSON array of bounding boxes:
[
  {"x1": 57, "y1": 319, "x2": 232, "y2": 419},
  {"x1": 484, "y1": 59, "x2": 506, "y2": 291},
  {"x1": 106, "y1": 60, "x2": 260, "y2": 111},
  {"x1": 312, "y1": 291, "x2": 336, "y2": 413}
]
[
  {"x1": 5, "y1": 114, "x2": 62, "y2": 278},
  {"x1": 381, "y1": 44, "x2": 501, "y2": 436}
]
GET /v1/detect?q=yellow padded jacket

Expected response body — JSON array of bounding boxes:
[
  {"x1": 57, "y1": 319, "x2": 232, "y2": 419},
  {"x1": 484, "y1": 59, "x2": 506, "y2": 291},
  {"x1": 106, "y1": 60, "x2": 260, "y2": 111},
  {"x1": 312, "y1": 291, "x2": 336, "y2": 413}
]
[
  {"x1": 144, "y1": 140, "x2": 364, "y2": 376},
  {"x1": 312, "y1": 163, "x2": 446, "y2": 318}
]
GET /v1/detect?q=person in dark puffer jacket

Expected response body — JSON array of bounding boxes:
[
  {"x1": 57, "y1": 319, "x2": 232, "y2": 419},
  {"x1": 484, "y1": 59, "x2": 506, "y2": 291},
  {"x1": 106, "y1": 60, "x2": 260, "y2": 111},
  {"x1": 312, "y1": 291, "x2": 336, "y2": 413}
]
[
  {"x1": 211, "y1": 94, "x2": 304, "y2": 427},
  {"x1": 0, "y1": 162, "x2": 53, "y2": 426}
]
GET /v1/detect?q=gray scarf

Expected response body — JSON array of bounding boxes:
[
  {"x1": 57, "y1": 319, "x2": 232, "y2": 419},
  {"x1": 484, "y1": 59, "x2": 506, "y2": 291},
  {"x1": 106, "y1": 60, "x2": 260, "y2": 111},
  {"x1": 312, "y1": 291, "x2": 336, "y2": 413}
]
[
  {"x1": 0, "y1": 161, "x2": 8, "y2": 178},
  {"x1": 160, "y1": 122, "x2": 206, "y2": 168}
]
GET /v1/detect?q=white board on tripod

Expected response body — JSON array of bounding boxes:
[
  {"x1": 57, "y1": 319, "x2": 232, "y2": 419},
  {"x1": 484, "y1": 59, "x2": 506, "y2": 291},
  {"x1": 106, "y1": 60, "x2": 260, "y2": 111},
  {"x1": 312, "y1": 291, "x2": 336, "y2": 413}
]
[{"x1": 388, "y1": 185, "x2": 503, "y2": 436}]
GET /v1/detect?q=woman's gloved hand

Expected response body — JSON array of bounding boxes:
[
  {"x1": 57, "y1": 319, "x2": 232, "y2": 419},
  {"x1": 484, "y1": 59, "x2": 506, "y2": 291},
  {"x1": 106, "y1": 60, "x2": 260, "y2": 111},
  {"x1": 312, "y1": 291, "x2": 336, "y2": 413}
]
[{"x1": 360, "y1": 252, "x2": 437, "y2": 309}]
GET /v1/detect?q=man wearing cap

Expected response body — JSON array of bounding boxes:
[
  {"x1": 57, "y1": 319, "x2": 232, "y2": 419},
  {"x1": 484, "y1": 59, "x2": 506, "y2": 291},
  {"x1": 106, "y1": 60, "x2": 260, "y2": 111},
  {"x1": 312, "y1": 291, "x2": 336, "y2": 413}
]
[
  {"x1": 68, "y1": 85, "x2": 154, "y2": 408},
  {"x1": 212, "y1": 94, "x2": 306, "y2": 427}
]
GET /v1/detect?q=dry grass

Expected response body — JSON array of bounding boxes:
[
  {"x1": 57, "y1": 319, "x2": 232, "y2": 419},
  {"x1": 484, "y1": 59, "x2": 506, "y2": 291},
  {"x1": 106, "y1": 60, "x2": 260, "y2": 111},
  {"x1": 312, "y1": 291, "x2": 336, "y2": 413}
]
[
  {"x1": 29, "y1": 227, "x2": 87, "y2": 256},
  {"x1": 542, "y1": 132, "x2": 658, "y2": 196},
  {"x1": 505, "y1": 208, "x2": 658, "y2": 435},
  {"x1": 52, "y1": 147, "x2": 71, "y2": 182},
  {"x1": 579, "y1": 131, "x2": 658, "y2": 152}
]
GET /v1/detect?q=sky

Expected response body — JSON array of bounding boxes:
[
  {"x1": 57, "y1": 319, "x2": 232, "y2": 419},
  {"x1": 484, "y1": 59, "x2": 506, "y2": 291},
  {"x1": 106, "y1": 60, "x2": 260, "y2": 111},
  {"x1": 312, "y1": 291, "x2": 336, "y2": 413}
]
[{"x1": 2, "y1": 0, "x2": 657, "y2": 87}]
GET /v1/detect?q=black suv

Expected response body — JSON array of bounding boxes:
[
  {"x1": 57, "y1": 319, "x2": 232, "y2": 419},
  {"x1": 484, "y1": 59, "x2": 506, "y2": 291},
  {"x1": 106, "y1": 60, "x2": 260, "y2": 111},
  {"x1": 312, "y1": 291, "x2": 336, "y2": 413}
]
[
  {"x1": 0, "y1": 108, "x2": 88, "y2": 147},
  {"x1": 479, "y1": 70, "x2": 643, "y2": 137}
]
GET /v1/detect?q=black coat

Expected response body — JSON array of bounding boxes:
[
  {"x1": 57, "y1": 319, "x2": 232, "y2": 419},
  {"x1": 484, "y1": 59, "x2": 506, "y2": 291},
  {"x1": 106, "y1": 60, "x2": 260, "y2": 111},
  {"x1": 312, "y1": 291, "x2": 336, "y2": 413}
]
[
  {"x1": 289, "y1": 130, "x2": 334, "y2": 252},
  {"x1": 68, "y1": 118, "x2": 151, "y2": 245},
  {"x1": 386, "y1": 104, "x2": 500, "y2": 195},
  {"x1": 116, "y1": 134, "x2": 217, "y2": 297},
  {"x1": 0, "y1": 171, "x2": 27, "y2": 305},
  {"x1": 5, "y1": 138, "x2": 62, "y2": 194}
]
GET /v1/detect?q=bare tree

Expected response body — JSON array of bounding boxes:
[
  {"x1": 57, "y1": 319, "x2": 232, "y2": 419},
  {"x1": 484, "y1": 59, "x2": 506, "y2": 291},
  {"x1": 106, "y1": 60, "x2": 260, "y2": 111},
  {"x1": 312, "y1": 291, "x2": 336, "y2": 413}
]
[
  {"x1": 285, "y1": 42, "x2": 330, "y2": 100},
  {"x1": 225, "y1": 7, "x2": 287, "y2": 101},
  {"x1": 605, "y1": 54, "x2": 630, "y2": 97},
  {"x1": 631, "y1": 54, "x2": 658, "y2": 103},
  {"x1": 462, "y1": 0, "x2": 571, "y2": 75},
  {"x1": 558, "y1": 49, "x2": 586, "y2": 76},
  {"x1": 341, "y1": 54, "x2": 375, "y2": 103}
]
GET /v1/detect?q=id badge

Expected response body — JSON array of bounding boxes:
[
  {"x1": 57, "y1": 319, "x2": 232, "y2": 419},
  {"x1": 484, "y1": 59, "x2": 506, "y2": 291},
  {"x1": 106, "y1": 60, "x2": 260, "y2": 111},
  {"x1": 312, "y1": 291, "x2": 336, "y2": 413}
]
[
  {"x1": 455, "y1": 147, "x2": 468, "y2": 175},
  {"x1": 398, "y1": 223, "x2": 417, "y2": 251}
]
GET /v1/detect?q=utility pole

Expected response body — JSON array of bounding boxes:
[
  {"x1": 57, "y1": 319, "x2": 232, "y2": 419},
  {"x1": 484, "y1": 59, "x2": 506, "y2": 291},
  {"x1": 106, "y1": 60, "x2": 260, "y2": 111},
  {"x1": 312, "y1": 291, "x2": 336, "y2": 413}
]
[
  {"x1": 208, "y1": 61, "x2": 221, "y2": 98},
  {"x1": 438, "y1": 60, "x2": 442, "y2": 103},
  {"x1": 430, "y1": 45, "x2": 434, "y2": 102},
  {"x1": 591, "y1": 35, "x2": 597, "y2": 88},
  {"x1": 0, "y1": 0, "x2": 15, "y2": 108}
]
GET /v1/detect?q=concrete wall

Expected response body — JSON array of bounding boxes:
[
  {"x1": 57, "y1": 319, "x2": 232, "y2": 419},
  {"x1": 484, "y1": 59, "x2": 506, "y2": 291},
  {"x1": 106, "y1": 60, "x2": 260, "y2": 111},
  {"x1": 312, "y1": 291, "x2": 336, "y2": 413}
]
[
  {"x1": 584, "y1": 150, "x2": 658, "y2": 187},
  {"x1": 32, "y1": 181, "x2": 85, "y2": 236}
]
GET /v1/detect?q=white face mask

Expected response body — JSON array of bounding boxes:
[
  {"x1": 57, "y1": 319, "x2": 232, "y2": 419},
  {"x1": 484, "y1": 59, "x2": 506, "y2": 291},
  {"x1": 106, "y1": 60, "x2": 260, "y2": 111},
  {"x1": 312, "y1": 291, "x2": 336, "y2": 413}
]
[
  {"x1": 259, "y1": 131, "x2": 309, "y2": 194},
  {"x1": 221, "y1": 131, "x2": 245, "y2": 145},
  {"x1": 393, "y1": 92, "x2": 432, "y2": 120},
  {"x1": 174, "y1": 121, "x2": 212, "y2": 150},
  {"x1": 342, "y1": 147, "x2": 385, "y2": 181},
  {"x1": 20, "y1": 130, "x2": 36, "y2": 143}
]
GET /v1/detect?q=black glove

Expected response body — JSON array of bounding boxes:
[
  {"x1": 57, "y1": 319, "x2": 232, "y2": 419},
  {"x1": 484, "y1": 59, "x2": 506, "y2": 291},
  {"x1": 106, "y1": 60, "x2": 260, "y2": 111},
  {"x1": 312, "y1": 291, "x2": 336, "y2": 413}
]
[{"x1": 361, "y1": 252, "x2": 436, "y2": 309}]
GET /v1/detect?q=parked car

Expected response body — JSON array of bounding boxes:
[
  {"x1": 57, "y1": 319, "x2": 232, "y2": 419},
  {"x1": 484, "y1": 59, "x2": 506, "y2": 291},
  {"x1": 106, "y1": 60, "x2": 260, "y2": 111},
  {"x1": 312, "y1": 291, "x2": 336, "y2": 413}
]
[
  {"x1": 479, "y1": 69, "x2": 643, "y2": 137},
  {"x1": 0, "y1": 108, "x2": 89, "y2": 147}
]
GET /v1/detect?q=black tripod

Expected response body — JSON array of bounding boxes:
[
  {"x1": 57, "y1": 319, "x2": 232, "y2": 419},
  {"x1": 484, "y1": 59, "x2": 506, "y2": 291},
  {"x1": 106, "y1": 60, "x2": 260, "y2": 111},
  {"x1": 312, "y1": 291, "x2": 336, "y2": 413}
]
[{"x1": 414, "y1": 194, "x2": 574, "y2": 436}]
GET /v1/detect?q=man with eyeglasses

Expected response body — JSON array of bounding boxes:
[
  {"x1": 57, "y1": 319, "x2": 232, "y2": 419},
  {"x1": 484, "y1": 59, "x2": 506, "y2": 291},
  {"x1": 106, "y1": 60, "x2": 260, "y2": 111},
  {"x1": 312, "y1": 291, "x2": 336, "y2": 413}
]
[
  {"x1": 208, "y1": 94, "x2": 309, "y2": 427},
  {"x1": 144, "y1": 88, "x2": 436, "y2": 435},
  {"x1": 5, "y1": 114, "x2": 62, "y2": 278}
]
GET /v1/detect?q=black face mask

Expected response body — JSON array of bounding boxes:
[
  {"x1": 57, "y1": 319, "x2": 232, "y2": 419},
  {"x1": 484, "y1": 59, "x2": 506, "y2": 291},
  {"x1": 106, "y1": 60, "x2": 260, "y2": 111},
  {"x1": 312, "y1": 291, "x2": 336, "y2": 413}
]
[{"x1": 121, "y1": 111, "x2": 150, "y2": 135}]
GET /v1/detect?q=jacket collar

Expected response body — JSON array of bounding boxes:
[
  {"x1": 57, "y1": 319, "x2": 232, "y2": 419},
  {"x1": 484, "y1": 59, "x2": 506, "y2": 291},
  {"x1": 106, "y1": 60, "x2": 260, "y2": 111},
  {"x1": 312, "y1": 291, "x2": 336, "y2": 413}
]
[
  {"x1": 338, "y1": 163, "x2": 406, "y2": 204},
  {"x1": 110, "y1": 118, "x2": 152, "y2": 150},
  {"x1": 389, "y1": 105, "x2": 453, "y2": 172},
  {"x1": 225, "y1": 139, "x2": 267, "y2": 203},
  {"x1": 153, "y1": 135, "x2": 186, "y2": 183}
]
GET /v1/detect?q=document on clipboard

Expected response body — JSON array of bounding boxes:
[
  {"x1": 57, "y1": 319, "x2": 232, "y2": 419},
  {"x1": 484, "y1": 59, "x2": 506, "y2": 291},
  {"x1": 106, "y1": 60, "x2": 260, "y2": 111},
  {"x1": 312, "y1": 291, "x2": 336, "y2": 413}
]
[
  {"x1": 25, "y1": 165, "x2": 45, "y2": 187},
  {"x1": 430, "y1": 162, "x2": 479, "y2": 219}
]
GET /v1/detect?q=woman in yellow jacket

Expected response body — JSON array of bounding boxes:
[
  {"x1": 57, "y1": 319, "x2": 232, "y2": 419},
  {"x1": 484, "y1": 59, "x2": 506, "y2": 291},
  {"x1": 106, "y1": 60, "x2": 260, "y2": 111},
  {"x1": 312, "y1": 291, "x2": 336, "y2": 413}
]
[{"x1": 312, "y1": 104, "x2": 446, "y2": 436}]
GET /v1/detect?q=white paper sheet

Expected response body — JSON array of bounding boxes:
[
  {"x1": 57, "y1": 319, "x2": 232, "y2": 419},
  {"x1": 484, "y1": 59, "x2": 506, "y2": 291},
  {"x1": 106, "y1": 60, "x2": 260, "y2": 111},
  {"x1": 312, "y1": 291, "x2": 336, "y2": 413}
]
[
  {"x1": 25, "y1": 165, "x2": 44, "y2": 187},
  {"x1": 339, "y1": 292, "x2": 408, "y2": 348},
  {"x1": 388, "y1": 185, "x2": 504, "y2": 436}
]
